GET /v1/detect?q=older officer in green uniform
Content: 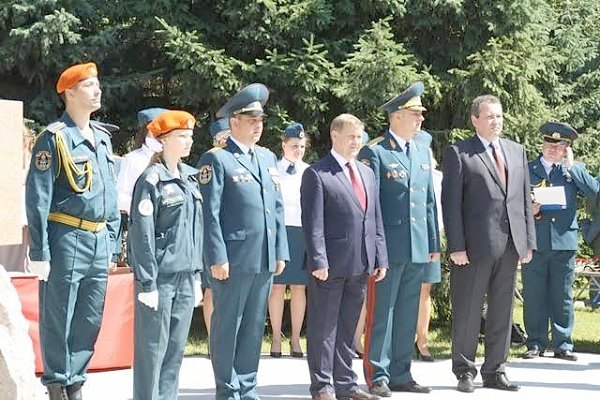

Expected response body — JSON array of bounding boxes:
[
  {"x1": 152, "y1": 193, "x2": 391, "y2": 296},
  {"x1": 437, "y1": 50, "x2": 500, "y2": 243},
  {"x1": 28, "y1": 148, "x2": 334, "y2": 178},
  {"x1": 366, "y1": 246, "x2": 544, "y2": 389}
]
[
  {"x1": 522, "y1": 122, "x2": 599, "y2": 362},
  {"x1": 359, "y1": 82, "x2": 440, "y2": 397},
  {"x1": 198, "y1": 83, "x2": 289, "y2": 400},
  {"x1": 128, "y1": 110, "x2": 204, "y2": 400},
  {"x1": 25, "y1": 62, "x2": 120, "y2": 400}
]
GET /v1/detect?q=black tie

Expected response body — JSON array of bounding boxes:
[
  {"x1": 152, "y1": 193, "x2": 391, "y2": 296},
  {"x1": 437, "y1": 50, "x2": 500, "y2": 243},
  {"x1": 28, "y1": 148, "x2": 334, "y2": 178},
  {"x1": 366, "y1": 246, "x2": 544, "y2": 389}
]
[
  {"x1": 405, "y1": 141, "x2": 411, "y2": 159},
  {"x1": 549, "y1": 164, "x2": 559, "y2": 179},
  {"x1": 286, "y1": 162, "x2": 296, "y2": 175}
]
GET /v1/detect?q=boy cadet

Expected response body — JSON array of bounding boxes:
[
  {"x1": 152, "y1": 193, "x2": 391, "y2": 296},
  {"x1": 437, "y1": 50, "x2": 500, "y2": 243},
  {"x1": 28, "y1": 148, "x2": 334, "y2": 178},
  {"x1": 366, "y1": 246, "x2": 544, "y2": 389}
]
[
  {"x1": 197, "y1": 83, "x2": 289, "y2": 400},
  {"x1": 26, "y1": 62, "x2": 120, "y2": 400},
  {"x1": 522, "y1": 122, "x2": 600, "y2": 361}
]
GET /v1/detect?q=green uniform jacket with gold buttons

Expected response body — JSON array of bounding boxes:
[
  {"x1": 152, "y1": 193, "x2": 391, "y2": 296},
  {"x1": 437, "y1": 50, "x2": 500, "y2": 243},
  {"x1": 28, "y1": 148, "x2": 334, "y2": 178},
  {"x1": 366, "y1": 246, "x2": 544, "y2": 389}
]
[
  {"x1": 529, "y1": 157, "x2": 600, "y2": 251},
  {"x1": 198, "y1": 138, "x2": 289, "y2": 273},
  {"x1": 358, "y1": 130, "x2": 439, "y2": 263}
]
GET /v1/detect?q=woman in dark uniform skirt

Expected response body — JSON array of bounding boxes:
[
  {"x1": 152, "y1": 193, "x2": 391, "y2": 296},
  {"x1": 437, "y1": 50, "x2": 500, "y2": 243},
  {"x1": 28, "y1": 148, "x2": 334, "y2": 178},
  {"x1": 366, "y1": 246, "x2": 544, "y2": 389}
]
[
  {"x1": 268, "y1": 123, "x2": 310, "y2": 357},
  {"x1": 415, "y1": 150, "x2": 443, "y2": 361}
]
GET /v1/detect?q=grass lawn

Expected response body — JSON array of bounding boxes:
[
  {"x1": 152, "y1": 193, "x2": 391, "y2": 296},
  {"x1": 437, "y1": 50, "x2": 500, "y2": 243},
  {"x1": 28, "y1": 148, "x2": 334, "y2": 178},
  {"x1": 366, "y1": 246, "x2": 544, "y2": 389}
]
[{"x1": 185, "y1": 301, "x2": 599, "y2": 358}]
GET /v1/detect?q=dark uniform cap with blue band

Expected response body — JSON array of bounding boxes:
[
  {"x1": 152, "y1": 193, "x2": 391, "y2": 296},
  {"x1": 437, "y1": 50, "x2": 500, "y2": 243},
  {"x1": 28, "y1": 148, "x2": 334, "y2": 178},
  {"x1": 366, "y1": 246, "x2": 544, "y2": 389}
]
[
  {"x1": 216, "y1": 83, "x2": 269, "y2": 118},
  {"x1": 540, "y1": 121, "x2": 578, "y2": 144},
  {"x1": 209, "y1": 118, "x2": 230, "y2": 139},
  {"x1": 284, "y1": 122, "x2": 305, "y2": 139},
  {"x1": 137, "y1": 108, "x2": 168, "y2": 128},
  {"x1": 380, "y1": 81, "x2": 427, "y2": 114}
]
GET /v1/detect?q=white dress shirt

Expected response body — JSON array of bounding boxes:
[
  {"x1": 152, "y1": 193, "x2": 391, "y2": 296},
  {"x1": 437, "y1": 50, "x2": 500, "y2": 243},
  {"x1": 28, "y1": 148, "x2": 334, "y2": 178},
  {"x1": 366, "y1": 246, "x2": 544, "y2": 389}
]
[
  {"x1": 540, "y1": 157, "x2": 559, "y2": 177},
  {"x1": 117, "y1": 143, "x2": 155, "y2": 213},
  {"x1": 330, "y1": 149, "x2": 361, "y2": 183},
  {"x1": 477, "y1": 134, "x2": 506, "y2": 167},
  {"x1": 277, "y1": 158, "x2": 309, "y2": 227}
]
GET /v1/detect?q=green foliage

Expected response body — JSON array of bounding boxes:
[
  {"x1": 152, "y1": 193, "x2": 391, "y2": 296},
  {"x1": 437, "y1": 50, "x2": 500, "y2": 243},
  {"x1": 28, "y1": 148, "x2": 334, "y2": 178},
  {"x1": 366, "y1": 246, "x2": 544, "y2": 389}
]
[{"x1": 3, "y1": 0, "x2": 600, "y2": 324}]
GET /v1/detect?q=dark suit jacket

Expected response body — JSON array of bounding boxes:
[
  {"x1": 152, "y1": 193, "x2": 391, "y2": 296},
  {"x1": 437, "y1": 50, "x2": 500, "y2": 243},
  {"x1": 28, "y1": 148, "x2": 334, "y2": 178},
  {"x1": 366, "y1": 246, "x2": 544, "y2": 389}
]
[
  {"x1": 301, "y1": 153, "x2": 388, "y2": 277},
  {"x1": 441, "y1": 135, "x2": 536, "y2": 261}
]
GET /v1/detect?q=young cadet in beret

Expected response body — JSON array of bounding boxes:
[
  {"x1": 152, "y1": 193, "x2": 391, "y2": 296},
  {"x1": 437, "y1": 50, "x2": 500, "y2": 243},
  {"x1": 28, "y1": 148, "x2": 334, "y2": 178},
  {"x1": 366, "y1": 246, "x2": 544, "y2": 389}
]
[
  {"x1": 267, "y1": 122, "x2": 310, "y2": 359},
  {"x1": 358, "y1": 82, "x2": 440, "y2": 396},
  {"x1": 198, "y1": 83, "x2": 289, "y2": 400},
  {"x1": 522, "y1": 122, "x2": 600, "y2": 362},
  {"x1": 127, "y1": 110, "x2": 204, "y2": 400},
  {"x1": 200, "y1": 116, "x2": 231, "y2": 351},
  {"x1": 25, "y1": 62, "x2": 120, "y2": 400},
  {"x1": 117, "y1": 107, "x2": 167, "y2": 214}
]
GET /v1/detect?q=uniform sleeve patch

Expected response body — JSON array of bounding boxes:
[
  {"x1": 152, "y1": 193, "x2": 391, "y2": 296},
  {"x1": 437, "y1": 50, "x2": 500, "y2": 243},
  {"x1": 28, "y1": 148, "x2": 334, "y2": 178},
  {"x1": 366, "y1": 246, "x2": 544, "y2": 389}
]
[
  {"x1": 359, "y1": 158, "x2": 370, "y2": 166},
  {"x1": 138, "y1": 199, "x2": 154, "y2": 216},
  {"x1": 199, "y1": 165, "x2": 212, "y2": 185},
  {"x1": 34, "y1": 150, "x2": 52, "y2": 171}
]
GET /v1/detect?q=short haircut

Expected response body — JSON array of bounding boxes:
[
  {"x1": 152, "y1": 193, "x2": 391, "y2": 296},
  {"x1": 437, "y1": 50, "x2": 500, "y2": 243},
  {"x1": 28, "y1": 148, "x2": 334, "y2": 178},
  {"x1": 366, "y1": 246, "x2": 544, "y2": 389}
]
[
  {"x1": 470, "y1": 95, "x2": 502, "y2": 117},
  {"x1": 330, "y1": 113, "x2": 364, "y2": 134}
]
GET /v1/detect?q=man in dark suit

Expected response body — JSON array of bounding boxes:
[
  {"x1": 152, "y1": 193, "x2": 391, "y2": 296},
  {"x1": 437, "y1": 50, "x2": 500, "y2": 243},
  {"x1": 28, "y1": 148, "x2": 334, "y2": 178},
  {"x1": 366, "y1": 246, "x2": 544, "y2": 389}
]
[
  {"x1": 301, "y1": 113, "x2": 388, "y2": 400},
  {"x1": 441, "y1": 95, "x2": 536, "y2": 393},
  {"x1": 198, "y1": 83, "x2": 289, "y2": 400}
]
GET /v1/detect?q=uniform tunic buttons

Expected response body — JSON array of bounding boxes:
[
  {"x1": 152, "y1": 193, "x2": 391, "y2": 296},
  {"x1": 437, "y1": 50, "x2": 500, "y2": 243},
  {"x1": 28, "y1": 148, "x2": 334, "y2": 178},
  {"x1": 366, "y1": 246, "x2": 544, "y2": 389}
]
[
  {"x1": 410, "y1": 202, "x2": 415, "y2": 207},
  {"x1": 411, "y1": 217, "x2": 416, "y2": 222},
  {"x1": 266, "y1": 209, "x2": 271, "y2": 214},
  {"x1": 551, "y1": 217, "x2": 556, "y2": 222},
  {"x1": 267, "y1": 228, "x2": 272, "y2": 235},
  {"x1": 409, "y1": 188, "x2": 414, "y2": 193}
]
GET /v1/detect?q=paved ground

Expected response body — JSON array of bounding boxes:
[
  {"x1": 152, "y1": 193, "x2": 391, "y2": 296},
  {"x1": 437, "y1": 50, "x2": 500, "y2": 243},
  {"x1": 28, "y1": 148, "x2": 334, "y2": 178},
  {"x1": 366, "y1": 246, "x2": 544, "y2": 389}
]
[{"x1": 77, "y1": 351, "x2": 600, "y2": 400}]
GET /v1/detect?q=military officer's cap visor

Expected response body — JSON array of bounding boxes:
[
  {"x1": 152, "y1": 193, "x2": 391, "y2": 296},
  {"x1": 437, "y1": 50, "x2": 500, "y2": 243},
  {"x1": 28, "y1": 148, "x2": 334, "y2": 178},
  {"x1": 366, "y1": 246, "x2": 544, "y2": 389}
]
[
  {"x1": 216, "y1": 83, "x2": 269, "y2": 119},
  {"x1": 380, "y1": 81, "x2": 427, "y2": 114},
  {"x1": 209, "y1": 117, "x2": 231, "y2": 139},
  {"x1": 540, "y1": 121, "x2": 578, "y2": 144}
]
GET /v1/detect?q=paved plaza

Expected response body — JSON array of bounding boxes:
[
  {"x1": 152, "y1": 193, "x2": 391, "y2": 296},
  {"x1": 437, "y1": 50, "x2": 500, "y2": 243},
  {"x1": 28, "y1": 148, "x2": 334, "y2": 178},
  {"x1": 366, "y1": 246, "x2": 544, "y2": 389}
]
[{"x1": 79, "y1": 351, "x2": 600, "y2": 399}]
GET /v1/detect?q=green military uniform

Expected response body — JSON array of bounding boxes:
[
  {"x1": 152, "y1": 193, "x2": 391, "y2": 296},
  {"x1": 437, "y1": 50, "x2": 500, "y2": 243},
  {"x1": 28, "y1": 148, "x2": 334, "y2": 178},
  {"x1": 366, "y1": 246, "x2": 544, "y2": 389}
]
[
  {"x1": 198, "y1": 84, "x2": 289, "y2": 400},
  {"x1": 26, "y1": 113, "x2": 120, "y2": 389},
  {"x1": 359, "y1": 82, "x2": 439, "y2": 393},
  {"x1": 128, "y1": 160, "x2": 204, "y2": 400},
  {"x1": 523, "y1": 122, "x2": 599, "y2": 359}
]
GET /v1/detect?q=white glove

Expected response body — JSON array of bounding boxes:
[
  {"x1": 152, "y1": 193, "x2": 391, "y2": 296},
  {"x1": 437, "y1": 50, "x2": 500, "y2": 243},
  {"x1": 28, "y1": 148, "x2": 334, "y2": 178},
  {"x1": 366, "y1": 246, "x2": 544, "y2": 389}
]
[
  {"x1": 27, "y1": 261, "x2": 50, "y2": 281},
  {"x1": 137, "y1": 290, "x2": 159, "y2": 311},
  {"x1": 194, "y1": 280, "x2": 203, "y2": 307}
]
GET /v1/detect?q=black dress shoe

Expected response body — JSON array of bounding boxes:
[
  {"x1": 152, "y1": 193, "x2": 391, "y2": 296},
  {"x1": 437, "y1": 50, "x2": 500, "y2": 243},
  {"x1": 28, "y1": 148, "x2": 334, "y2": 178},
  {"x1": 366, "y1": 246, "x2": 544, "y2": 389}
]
[
  {"x1": 482, "y1": 372, "x2": 520, "y2": 391},
  {"x1": 290, "y1": 350, "x2": 304, "y2": 358},
  {"x1": 336, "y1": 388, "x2": 380, "y2": 400},
  {"x1": 390, "y1": 380, "x2": 431, "y2": 393},
  {"x1": 554, "y1": 350, "x2": 578, "y2": 361},
  {"x1": 522, "y1": 347, "x2": 542, "y2": 359},
  {"x1": 66, "y1": 382, "x2": 83, "y2": 400},
  {"x1": 415, "y1": 343, "x2": 435, "y2": 362},
  {"x1": 457, "y1": 373, "x2": 475, "y2": 393},
  {"x1": 369, "y1": 380, "x2": 391, "y2": 397},
  {"x1": 269, "y1": 351, "x2": 282, "y2": 358}
]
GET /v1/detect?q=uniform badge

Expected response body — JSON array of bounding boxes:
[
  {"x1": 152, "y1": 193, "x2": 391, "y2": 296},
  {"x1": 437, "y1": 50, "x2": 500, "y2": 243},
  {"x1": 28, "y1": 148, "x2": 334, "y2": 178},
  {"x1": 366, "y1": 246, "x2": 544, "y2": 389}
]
[
  {"x1": 232, "y1": 176, "x2": 240, "y2": 183},
  {"x1": 145, "y1": 172, "x2": 159, "y2": 185},
  {"x1": 34, "y1": 150, "x2": 52, "y2": 171},
  {"x1": 163, "y1": 184, "x2": 177, "y2": 195},
  {"x1": 399, "y1": 170, "x2": 407, "y2": 179},
  {"x1": 138, "y1": 199, "x2": 154, "y2": 216},
  {"x1": 199, "y1": 165, "x2": 212, "y2": 184},
  {"x1": 391, "y1": 170, "x2": 399, "y2": 179},
  {"x1": 388, "y1": 163, "x2": 399, "y2": 168},
  {"x1": 386, "y1": 171, "x2": 392, "y2": 179},
  {"x1": 421, "y1": 164, "x2": 430, "y2": 171},
  {"x1": 360, "y1": 159, "x2": 370, "y2": 167}
]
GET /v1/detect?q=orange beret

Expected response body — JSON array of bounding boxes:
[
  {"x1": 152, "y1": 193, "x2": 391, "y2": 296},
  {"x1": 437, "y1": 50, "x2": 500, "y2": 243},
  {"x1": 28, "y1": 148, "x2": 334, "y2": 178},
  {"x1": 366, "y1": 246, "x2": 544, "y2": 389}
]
[
  {"x1": 147, "y1": 110, "x2": 196, "y2": 137},
  {"x1": 56, "y1": 62, "x2": 98, "y2": 94}
]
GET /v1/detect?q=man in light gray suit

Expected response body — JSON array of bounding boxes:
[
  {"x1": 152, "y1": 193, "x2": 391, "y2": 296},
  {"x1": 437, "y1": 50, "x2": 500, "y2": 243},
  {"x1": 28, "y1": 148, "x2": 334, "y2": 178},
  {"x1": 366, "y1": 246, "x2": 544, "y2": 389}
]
[{"x1": 441, "y1": 95, "x2": 536, "y2": 393}]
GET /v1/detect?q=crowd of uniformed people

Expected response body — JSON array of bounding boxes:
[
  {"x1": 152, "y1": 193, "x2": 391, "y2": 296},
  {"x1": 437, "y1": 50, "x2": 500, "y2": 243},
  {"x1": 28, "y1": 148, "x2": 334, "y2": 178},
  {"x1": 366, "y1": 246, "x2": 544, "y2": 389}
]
[{"x1": 23, "y1": 61, "x2": 595, "y2": 400}]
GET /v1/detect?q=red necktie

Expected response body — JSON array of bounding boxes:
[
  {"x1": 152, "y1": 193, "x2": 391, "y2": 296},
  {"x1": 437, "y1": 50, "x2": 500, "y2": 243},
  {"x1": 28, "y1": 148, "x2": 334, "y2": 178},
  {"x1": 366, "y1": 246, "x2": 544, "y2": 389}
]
[
  {"x1": 490, "y1": 143, "x2": 507, "y2": 188},
  {"x1": 347, "y1": 162, "x2": 367, "y2": 210}
]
